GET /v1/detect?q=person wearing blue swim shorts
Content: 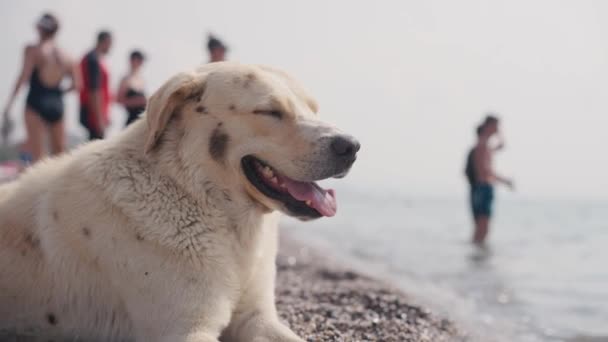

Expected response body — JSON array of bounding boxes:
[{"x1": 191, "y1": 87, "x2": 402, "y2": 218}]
[{"x1": 465, "y1": 115, "x2": 514, "y2": 245}]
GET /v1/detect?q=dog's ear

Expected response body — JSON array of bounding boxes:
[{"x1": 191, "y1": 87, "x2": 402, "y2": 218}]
[{"x1": 145, "y1": 71, "x2": 206, "y2": 153}]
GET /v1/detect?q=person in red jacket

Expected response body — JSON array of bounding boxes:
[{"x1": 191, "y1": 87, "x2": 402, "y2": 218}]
[{"x1": 79, "y1": 31, "x2": 112, "y2": 140}]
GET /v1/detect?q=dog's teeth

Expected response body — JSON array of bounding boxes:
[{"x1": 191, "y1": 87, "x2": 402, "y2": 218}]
[
  {"x1": 305, "y1": 200, "x2": 312, "y2": 206},
  {"x1": 270, "y1": 177, "x2": 278, "y2": 184},
  {"x1": 262, "y1": 166, "x2": 274, "y2": 178}
]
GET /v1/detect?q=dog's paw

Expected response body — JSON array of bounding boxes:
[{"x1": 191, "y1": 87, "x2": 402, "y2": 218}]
[
  {"x1": 251, "y1": 336, "x2": 304, "y2": 342},
  {"x1": 250, "y1": 324, "x2": 304, "y2": 342}
]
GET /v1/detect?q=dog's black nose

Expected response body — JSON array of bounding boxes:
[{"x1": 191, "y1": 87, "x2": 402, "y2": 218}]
[{"x1": 330, "y1": 135, "x2": 360, "y2": 159}]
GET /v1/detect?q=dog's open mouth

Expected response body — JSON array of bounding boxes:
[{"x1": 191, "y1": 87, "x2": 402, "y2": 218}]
[{"x1": 241, "y1": 156, "x2": 337, "y2": 218}]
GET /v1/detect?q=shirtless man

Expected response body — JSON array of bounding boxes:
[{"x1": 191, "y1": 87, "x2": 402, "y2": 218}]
[
  {"x1": 2, "y1": 13, "x2": 80, "y2": 162},
  {"x1": 467, "y1": 115, "x2": 514, "y2": 245}
]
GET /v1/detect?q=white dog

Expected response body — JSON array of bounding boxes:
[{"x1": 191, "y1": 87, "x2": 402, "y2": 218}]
[{"x1": 0, "y1": 62, "x2": 360, "y2": 341}]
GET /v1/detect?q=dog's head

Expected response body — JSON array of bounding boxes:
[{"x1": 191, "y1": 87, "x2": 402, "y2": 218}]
[{"x1": 145, "y1": 62, "x2": 360, "y2": 220}]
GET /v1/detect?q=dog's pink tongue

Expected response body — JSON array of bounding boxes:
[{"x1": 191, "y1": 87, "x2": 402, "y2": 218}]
[{"x1": 282, "y1": 178, "x2": 337, "y2": 217}]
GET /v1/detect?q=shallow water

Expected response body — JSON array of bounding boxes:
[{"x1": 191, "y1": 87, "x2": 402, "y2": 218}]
[{"x1": 284, "y1": 186, "x2": 608, "y2": 342}]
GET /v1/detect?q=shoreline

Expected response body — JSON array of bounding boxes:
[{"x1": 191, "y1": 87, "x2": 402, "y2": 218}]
[{"x1": 276, "y1": 234, "x2": 467, "y2": 341}]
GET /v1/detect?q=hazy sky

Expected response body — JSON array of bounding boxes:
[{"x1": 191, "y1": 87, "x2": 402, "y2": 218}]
[{"x1": 1, "y1": 0, "x2": 607, "y2": 199}]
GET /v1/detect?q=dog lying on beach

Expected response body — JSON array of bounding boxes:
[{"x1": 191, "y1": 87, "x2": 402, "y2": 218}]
[{"x1": 0, "y1": 62, "x2": 359, "y2": 341}]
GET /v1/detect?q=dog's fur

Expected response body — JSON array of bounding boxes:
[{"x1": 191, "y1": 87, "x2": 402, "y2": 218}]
[{"x1": 0, "y1": 62, "x2": 358, "y2": 341}]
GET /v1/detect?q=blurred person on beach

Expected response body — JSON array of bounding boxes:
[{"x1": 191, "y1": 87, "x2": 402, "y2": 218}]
[
  {"x1": 116, "y1": 50, "x2": 146, "y2": 126},
  {"x1": 1, "y1": 112, "x2": 13, "y2": 146},
  {"x1": 207, "y1": 34, "x2": 227, "y2": 63},
  {"x1": 2, "y1": 13, "x2": 80, "y2": 163},
  {"x1": 465, "y1": 115, "x2": 514, "y2": 245},
  {"x1": 79, "y1": 30, "x2": 112, "y2": 140}
]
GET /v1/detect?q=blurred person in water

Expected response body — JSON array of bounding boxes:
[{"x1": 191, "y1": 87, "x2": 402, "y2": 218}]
[{"x1": 464, "y1": 115, "x2": 514, "y2": 245}]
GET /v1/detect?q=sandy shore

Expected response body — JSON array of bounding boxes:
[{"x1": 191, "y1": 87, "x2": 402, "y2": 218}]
[{"x1": 276, "y1": 235, "x2": 466, "y2": 342}]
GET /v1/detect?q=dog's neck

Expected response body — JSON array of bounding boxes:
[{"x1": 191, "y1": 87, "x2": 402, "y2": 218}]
[
  {"x1": 145, "y1": 120, "x2": 252, "y2": 213},
  {"x1": 88, "y1": 121, "x2": 274, "y2": 263}
]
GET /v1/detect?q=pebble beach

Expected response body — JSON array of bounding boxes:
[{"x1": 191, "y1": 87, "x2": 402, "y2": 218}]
[{"x1": 275, "y1": 236, "x2": 466, "y2": 342}]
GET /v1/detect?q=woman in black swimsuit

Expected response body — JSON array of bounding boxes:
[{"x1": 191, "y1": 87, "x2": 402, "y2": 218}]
[
  {"x1": 117, "y1": 50, "x2": 147, "y2": 126},
  {"x1": 26, "y1": 64, "x2": 64, "y2": 124},
  {"x1": 2, "y1": 13, "x2": 80, "y2": 163}
]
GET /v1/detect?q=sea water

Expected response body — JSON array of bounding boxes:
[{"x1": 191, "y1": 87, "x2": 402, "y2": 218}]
[{"x1": 284, "y1": 186, "x2": 608, "y2": 342}]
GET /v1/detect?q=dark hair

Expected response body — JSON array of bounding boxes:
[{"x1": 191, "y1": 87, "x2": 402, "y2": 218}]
[
  {"x1": 97, "y1": 30, "x2": 112, "y2": 45},
  {"x1": 130, "y1": 50, "x2": 145, "y2": 61},
  {"x1": 484, "y1": 114, "x2": 499, "y2": 125},
  {"x1": 37, "y1": 13, "x2": 59, "y2": 37},
  {"x1": 207, "y1": 35, "x2": 227, "y2": 52},
  {"x1": 476, "y1": 113, "x2": 499, "y2": 137}
]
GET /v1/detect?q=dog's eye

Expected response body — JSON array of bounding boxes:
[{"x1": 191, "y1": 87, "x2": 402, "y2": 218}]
[{"x1": 253, "y1": 110, "x2": 283, "y2": 120}]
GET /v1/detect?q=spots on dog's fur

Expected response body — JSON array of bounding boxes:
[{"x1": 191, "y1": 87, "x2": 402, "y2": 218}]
[
  {"x1": 46, "y1": 313, "x2": 57, "y2": 325},
  {"x1": 243, "y1": 73, "x2": 256, "y2": 88},
  {"x1": 52, "y1": 211, "x2": 59, "y2": 221},
  {"x1": 195, "y1": 105, "x2": 207, "y2": 114},
  {"x1": 229, "y1": 104, "x2": 236, "y2": 111},
  {"x1": 144, "y1": 271, "x2": 149, "y2": 276},
  {"x1": 136, "y1": 233, "x2": 144, "y2": 241},
  {"x1": 24, "y1": 233, "x2": 40, "y2": 249},
  {"x1": 20, "y1": 232, "x2": 41, "y2": 257},
  {"x1": 209, "y1": 126, "x2": 229, "y2": 162},
  {"x1": 82, "y1": 227, "x2": 91, "y2": 238}
]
